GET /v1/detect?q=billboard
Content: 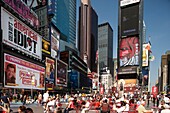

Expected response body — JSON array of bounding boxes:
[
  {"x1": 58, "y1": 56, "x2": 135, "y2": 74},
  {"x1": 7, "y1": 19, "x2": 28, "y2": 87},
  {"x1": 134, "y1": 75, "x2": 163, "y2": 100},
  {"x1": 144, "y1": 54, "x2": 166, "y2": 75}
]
[
  {"x1": 47, "y1": 0, "x2": 55, "y2": 16},
  {"x1": 42, "y1": 39, "x2": 51, "y2": 55},
  {"x1": 51, "y1": 26, "x2": 60, "y2": 58},
  {"x1": 4, "y1": 53, "x2": 45, "y2": 89},
  {"x1": 2, "y1": 0, "x2": 39, "y2": 27},
  {"x1": 45, "y1": 57, "x2": 55, "y2": 85},
  {"x1": 56, "y1": 60, "x2": 67, "y2": 87},
  {"x1": 119, "y1": 37, "x2": 139, "y2": 67},
  {"x1": 121, "y1": 4, "x2": 139, "y2": 37},
  {"x1": 70, "y1": 71, "x2": 78, "y2": 89},
  {"x1": 1, "y1": 8, "x2": 42, "y2": 59},
  {"x1": 142, "y1": 44, "x2": 149, "y2": 67},
  {"x1": 142, "y1": 67, "x2": 149, "y2": 86}
]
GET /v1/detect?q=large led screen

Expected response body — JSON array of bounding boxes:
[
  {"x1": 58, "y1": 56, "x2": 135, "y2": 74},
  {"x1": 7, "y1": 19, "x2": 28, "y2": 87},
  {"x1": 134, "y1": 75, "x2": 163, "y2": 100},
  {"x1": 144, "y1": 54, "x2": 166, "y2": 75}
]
[
  {"x1": 121, "y1": 4, "x2": 139, "y2": 37},
  {"x1": 56, "y1": 60, "x2": 67, "y2": 87},
  {"x1": 119, "y1": 37, "x2": 139, "y2": 67},
  {"x1": 4, "y1": 53, "x2": 45, "y2": 89}
]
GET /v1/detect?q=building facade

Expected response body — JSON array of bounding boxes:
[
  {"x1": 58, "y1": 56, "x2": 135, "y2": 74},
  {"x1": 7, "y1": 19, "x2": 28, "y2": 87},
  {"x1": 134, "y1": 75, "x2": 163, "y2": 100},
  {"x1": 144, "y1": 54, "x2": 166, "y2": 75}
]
[
  {"x1": 100, "y1": 73, "x2": 112, "y2": 94},
  {"x1": 78, "y1": 0, "x2": 98, "y2": 73},
  {"x1": 160, "y1": 52, "x2": 170, "y2": 92},
  {"x1": 52, "y1": 0, "x2": 76, "y2": 46},
  {"x1": 98, "y1": 22, "x2": 113, "y2": 76}
]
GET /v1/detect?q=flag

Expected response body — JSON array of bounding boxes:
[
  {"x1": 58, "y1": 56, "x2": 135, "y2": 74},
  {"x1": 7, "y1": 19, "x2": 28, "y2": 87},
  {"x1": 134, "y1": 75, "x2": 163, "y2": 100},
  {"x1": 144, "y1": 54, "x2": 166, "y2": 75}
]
[
  {"x1": 95, "y1": 50, "x2": 98, "y2": 63},
  {"x1": 149, "y1": 55, "x2": 155, "y2": 61}
]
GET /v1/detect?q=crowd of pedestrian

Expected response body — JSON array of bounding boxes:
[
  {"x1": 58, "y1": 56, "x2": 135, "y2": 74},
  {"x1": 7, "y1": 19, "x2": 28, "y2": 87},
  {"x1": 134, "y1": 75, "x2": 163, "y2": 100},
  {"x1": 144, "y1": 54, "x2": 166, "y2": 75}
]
[{"x1": 1, "y1": 90, "x2": 170, "y2": 113}]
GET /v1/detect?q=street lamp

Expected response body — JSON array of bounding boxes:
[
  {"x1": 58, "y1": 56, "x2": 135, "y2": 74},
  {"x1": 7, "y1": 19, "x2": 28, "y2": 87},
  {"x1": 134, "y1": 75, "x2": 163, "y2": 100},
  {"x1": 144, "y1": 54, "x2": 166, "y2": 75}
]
[{"x1": 31, "y1": 75, "x2": 35, "y2": 99}]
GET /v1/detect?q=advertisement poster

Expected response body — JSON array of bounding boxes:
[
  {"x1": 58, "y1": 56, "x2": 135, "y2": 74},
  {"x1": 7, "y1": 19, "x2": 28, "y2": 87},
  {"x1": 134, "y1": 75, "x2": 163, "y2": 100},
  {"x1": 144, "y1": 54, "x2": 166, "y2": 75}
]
[
  {"x1": 51, "y1": 26, "x2": 60, "y2": 58},
  {"x1": 56, "y1": 60, "x2": 67, "y2": 87},
  {"x1": 142, "y1": 44, "x2": 149, "y2": 67},
  {"x1": 142, "y1": 68, "x2": 149, "y2": 86},
  {"x1": 46, "y1": 58, "x2": 55, "y2": 86},
  {"x1": 119, "y1": 37, "x2": 139, "y2": 67},
  {"x1": 70, "y1": 71, "x2": 78, "y2": 89},
  {"x1": 2, "y1": 0, "x2": 39, "y2": 27},
  {"x1": 121, "y1": 4, "x2": 139, "y2": 37},
  {"x1": 1, "y1": 8, "x2": 42, "y2": 59},
  {"x1": 4, "y1": 53, "x2": 45, "y2": 89}
]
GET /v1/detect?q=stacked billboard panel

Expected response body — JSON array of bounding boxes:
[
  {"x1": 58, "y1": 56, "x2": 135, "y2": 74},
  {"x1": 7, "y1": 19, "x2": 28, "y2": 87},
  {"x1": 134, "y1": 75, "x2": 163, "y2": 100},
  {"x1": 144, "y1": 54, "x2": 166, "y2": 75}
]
[
  {"x1": 56, "y1": 59, "x2": 67, "y2": 87},
  {"x1": 118, "y1": 0, "x2": 143, "y2": 85}
]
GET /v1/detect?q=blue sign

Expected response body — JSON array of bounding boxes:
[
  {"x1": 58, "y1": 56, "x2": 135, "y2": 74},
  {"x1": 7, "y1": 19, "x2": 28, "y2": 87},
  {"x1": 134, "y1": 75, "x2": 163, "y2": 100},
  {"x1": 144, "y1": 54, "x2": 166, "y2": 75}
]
[
  {"x1": 70, "y1": 71, "x2": 78, "y2": 89},
  {"x1": 47, "y1": 0, "x2": 55, "y2": 16}
]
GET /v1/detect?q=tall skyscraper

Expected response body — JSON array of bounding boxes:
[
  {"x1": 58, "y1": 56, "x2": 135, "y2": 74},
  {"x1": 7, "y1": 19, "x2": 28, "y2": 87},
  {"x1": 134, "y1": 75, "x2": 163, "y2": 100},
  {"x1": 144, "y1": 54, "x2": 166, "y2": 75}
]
[
  {"x1": 78, "y1": 0, "x2": 98, "y2": 73},
  {"x1": 52, "y1": 0, "x2": 76, "y2": 46},
  {"x1": 98, "y1": 22, "x2": 113, "y2": 76}
]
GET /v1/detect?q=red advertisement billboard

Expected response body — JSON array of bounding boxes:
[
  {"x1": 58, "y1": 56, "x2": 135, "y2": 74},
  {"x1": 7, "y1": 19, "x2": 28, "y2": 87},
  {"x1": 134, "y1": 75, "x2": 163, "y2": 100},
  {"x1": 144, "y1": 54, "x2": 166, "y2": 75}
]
[
  {"x1": 119, "y1": 36, "x2": 139, "y2": 67},
  {"x1": 56, "y1": 60, "x2": 67, "y2": 87},
  {"x1": 4, "y1": 53, "x2": 45, "y2": 89}
]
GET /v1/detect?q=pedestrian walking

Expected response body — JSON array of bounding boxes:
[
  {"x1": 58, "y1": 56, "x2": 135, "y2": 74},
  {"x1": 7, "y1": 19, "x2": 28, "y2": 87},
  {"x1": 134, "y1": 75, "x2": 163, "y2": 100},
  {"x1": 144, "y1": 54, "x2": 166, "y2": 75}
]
[{"x1": 0, "y1": 93, "x2": 10, "y2": 112}]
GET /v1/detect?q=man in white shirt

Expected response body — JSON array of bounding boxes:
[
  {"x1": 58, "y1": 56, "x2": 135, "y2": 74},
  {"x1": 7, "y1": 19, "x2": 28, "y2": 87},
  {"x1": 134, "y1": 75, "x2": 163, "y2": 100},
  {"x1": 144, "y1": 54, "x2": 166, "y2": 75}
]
[
  {"x1": 161, "y1": 105, "x2": 170, "y2": 113},
  {"x1": 43, "y1": 90, "x2": 49, "y2": 103}
]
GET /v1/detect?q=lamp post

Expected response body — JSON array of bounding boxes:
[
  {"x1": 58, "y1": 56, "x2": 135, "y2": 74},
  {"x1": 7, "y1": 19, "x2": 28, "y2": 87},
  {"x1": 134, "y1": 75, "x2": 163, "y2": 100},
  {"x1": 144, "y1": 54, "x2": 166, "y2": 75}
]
[{"x1": 31, "y1": 75, "x2": 35, "y2": 99}]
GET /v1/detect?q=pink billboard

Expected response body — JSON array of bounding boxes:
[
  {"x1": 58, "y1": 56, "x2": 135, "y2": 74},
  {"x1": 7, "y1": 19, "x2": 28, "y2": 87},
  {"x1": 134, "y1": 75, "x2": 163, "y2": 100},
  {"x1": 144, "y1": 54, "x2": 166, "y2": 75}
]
[
  {"x1": 2, "y1": 0, "x2": 39, "y2": 27},
  {"x1": 4, "y1": 53, "x2": 45, "y2": 90}
]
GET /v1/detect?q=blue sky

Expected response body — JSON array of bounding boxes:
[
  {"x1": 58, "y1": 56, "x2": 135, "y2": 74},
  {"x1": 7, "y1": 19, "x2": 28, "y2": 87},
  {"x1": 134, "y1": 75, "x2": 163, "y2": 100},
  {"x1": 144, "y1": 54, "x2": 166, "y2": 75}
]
[{"x1": 76, "y1": 0, "x2": 170, "y2": 87}]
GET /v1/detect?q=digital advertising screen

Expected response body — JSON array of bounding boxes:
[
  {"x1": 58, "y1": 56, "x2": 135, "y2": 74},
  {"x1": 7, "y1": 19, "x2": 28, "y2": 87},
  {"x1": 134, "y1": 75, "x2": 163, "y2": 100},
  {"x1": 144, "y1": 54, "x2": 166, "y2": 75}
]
[
  {"x1": 119, "y1": 36, "x2": 139, "y2": 67},
  {"x1": 142, "y1": 67, "x2": 149, "y2": 86},
  {"x1": 56, "y1": 59, "x2": 67, "y2": 87},
  {"x1": 121, "y1": 4, "x2": 139, "y2": 37},
  {"x1": 4, "y1": 53, "x2": 45, "y2": 89}
]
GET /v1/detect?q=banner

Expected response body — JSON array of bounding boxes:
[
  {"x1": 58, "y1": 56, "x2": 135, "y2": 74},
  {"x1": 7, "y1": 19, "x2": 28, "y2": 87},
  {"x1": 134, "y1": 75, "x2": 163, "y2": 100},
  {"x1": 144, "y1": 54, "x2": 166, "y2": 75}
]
[
  {"x1": 56, "y1": 60, "x2": 67, "y2": 87},
  {"x1": 45, "y1": 57, "x2": 55, "y2": 86},
  {"x1": 4, "y1": 53, "x2": 45, "y2": 89},
  {"x1": 1, "y1": 8, "x2": 42, "y2": 59},
  {"x1": 152, "y1": 86, "x2": 158, "y2": 97},
  {"x1": 119, "y1": 37, "x2": 139, "y2": 67},
  {"x1": 142, "y1": 44, "x2": 149, "y2": 66}
]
